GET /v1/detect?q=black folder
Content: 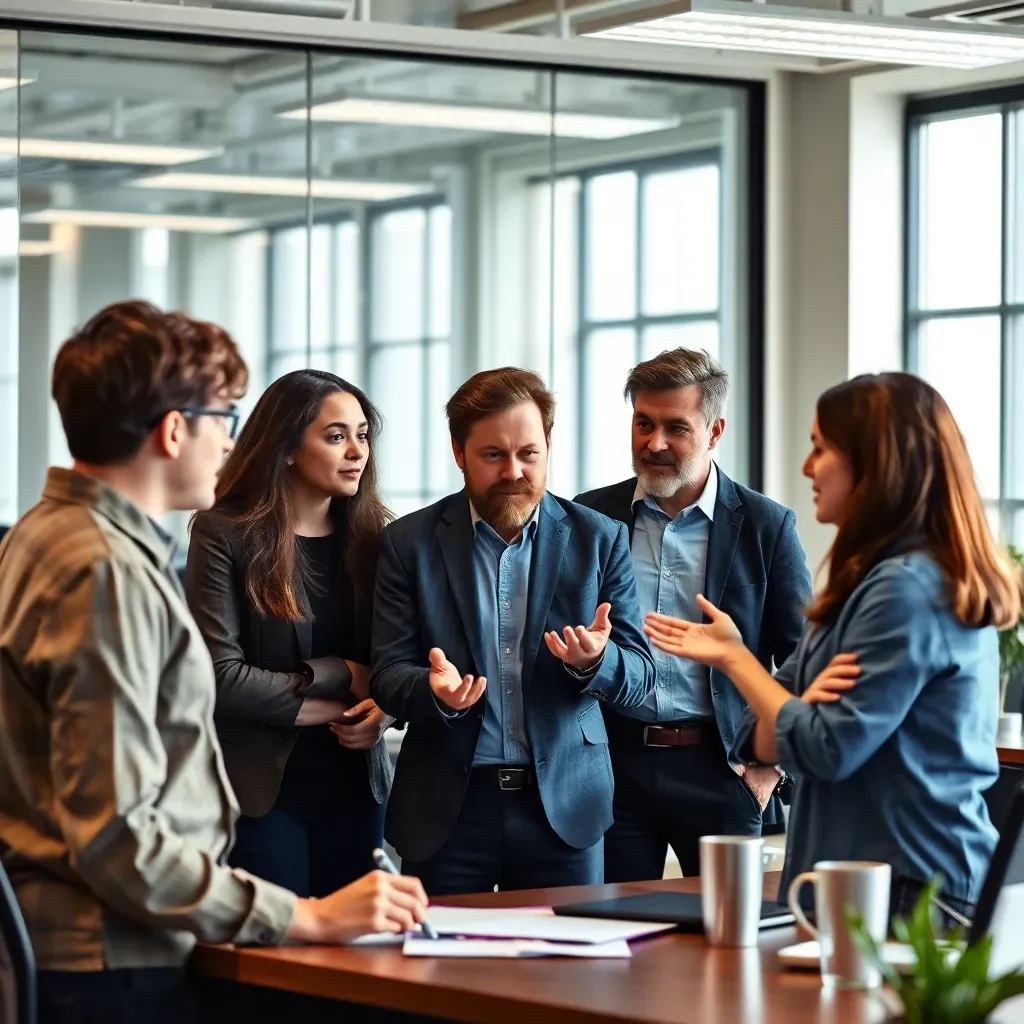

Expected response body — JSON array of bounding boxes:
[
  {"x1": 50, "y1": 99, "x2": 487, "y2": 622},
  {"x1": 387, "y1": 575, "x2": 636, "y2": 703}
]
[{"x1": 553, "y1": 892, "x2": 794, "y2": 933}]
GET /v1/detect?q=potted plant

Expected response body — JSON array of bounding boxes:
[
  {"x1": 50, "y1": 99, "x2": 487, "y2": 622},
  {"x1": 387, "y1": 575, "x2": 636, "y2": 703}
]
[
  {"x1": 847, "y1": 878, "x2": 1024, "y2": 1024},
  {"x1": 998, "y1": 544, "x2": 1024, "y2": 743}
]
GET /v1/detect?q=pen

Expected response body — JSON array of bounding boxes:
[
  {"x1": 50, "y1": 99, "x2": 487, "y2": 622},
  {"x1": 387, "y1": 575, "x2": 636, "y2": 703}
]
[{"x1": 372, "y1": 847, "x2": 439, "y2": 940}]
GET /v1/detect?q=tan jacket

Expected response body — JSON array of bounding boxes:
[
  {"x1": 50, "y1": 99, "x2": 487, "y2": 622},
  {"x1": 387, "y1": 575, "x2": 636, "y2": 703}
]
[{"x1": 0, "y1": 468, "x2": 296, "y2": 971}]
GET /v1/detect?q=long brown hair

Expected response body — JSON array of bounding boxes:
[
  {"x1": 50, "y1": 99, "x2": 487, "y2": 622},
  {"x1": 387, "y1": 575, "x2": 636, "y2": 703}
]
[
  {"x1": 806, "y1": 372, "x2": 1021, "y2": 630},
  {"x1": 195, "y1": 370, "x2": 391, "y2": 621}
]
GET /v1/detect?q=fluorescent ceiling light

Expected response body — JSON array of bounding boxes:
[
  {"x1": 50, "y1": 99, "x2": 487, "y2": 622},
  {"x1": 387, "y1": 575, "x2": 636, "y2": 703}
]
[
  {"x1": 23, "y1": 209, "x2": 251, "y2": 233},
  {"x1": 583, "y1": 0, "x2": 1024, "y2": 68},
  {"x1": 19, "y1": 239, "x2": 66, "y2": 257},
  {"x1": 0, "y1": 137, "x2": 221, "y2": 165},
  {"x1": 280, "y1": 97, "x2": 679, "y2": 140},
  {"x1": 133, "y1": 171, "x2": 434, "y2": 202}
]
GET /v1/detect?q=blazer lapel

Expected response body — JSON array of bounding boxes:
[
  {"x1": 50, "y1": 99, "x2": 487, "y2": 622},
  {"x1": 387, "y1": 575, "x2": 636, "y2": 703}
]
[
  {"x1": 522, "y1": 494, "x2": 570, "y2": 688},
  {"x1": 437, "y1": 492, "x2": 487, "y2": 677},
  {"x1": 704, "y1": 470, "x2": 743, "y2": 608}
]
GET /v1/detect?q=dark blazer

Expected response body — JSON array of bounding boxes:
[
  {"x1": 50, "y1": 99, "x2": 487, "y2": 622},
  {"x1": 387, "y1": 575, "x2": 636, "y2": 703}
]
[
  {"x1": 574, "y1": 468, "x2": 813, "y2": 761},
  {"x1": 186, "y1": 512, "x2": 393, "y2": 818},
  {"x1": 370, "y1": 490, "x2": 656, "y2": 864}
]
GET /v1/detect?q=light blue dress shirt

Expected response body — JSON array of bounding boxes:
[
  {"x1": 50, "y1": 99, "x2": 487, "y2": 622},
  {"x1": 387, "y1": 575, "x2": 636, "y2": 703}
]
[
  {"x1": 630, "y1": 463, "x2": 718, "y2": 722},
  {"x1": 470, "y1": 505, "x2": 538, "y2": 766}
]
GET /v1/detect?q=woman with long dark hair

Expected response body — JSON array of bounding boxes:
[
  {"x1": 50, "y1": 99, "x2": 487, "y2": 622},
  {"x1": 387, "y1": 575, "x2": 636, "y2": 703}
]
[
  {"x1": 186, "y1": 369, "x2": 393, "y2": 896},
  {"x1": 644, "y1": 372, "x2": 1021, "y2": 919}
]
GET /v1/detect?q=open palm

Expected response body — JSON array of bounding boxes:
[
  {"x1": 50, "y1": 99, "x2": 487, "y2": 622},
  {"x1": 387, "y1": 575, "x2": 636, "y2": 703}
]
[{"x1": 643, "y1": 595, "x2": 744, "y2": 669}]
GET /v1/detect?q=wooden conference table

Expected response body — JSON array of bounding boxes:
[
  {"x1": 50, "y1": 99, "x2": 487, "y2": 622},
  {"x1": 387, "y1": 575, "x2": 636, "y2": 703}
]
[
  {"x1": 193, "y1": 873, "x2": 1024, "y2": 1024},
  {"x1": 998, "y1": 740, "x2": 1024, "y2": 766}
]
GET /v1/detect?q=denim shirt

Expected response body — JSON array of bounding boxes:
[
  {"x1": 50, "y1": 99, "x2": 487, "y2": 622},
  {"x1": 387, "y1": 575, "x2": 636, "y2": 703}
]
[
  {"x1": 470, "y1": 505, "x2": 539, "y2": 766},
  {"x1": 736, "y1": 551, "x2": 999, "y2": 903}
]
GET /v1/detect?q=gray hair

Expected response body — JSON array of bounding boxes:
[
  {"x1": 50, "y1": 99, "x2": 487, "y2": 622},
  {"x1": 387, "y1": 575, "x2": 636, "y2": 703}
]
[{"x1": 623, "y1": 347, "x2": 729, "y2": 425}]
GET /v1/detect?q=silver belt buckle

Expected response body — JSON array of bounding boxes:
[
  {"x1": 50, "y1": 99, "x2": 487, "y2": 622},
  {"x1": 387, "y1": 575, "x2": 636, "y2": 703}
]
[
  {"x1": 498, "y1": 769, "x2": 526, "y2": 790},
  {"x1": 643, "y1": 726, "x2": 672, "y2": 748}
]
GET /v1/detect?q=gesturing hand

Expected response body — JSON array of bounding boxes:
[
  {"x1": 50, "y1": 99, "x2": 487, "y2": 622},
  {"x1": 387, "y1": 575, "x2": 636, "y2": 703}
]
[
  {"x1": 329, "y1": 698, "x2": 390, "y2": 750},
  {"x1": 428, "y1": 647, "x2": 486, "y2": 711},
  {"x1": 802, "y1": 652, "x2": 860, "y2": 704},
  {"x1": 544, "y1": 602, "x2": 612, "y2": 671},
  {"x1": 643, "y1": 594, "x2": 744, "y2": 669}
]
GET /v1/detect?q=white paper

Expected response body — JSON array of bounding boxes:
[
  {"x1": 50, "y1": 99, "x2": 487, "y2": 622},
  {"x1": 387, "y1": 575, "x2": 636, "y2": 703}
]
[
  {"x1": 403, "y1": 937, "x2": 633, "y2": 959},
  {"x1": 423, "y1": 906, "x2": 672, "y2": 944}
]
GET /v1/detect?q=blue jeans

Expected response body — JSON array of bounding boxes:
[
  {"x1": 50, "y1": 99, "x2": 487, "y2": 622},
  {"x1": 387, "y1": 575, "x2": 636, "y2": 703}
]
[
  {"x1": 401, "y1": 770, "x2": 603, "y2": 896},
  {"x1": 230, "y1": 800, "x2": 385, "y2": 898}
]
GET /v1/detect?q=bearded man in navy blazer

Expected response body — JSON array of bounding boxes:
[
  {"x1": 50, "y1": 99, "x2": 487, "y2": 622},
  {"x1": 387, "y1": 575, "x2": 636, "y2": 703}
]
[
  {"x1": 575, "y1": 348, "x2": 812, "y2": 881},
  {"x1": 371, "y1": 368, "x2": 655, "y2": 896}
]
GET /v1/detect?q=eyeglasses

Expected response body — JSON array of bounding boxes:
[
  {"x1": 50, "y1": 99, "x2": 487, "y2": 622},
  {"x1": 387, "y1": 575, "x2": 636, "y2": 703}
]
[{"x1": 175, "y1": 405, "x2": 241, "y2": 440}]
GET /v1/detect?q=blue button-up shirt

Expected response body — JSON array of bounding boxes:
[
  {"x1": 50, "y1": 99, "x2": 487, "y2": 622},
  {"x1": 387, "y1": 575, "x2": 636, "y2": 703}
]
[
  {"x1": 470, "y1": 504, "x2": 538, "y2": 766},
  {"x1": 630, "y1": 463, "x2": 718, "y2": 723}
]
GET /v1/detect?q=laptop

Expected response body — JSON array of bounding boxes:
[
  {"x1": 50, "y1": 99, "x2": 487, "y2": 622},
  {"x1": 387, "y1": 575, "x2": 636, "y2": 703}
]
[
  {"x1": 779, "y1": 790, "x2": 1024, "y2": 973},
  {"x1": 552, "y1": 890, "x2": 795, "y2": 933}
]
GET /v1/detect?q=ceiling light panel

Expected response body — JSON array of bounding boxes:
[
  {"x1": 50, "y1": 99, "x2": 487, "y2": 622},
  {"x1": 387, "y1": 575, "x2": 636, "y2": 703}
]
[
  {"x1": 585, "y1": 0, "x2": 1024, "y2": 68},
  {"x1": 133, "y1": 172, "x2": 434, "y2": 202},
  {"x1": 23, "y1": 209, "x2": 251, "y2": 233},
  {"x1": 0, "y1": 138, "x2": 222, "y2": 165},
  {"x1": 280, "y1": 97, "x2": 679, "y2": 140}
]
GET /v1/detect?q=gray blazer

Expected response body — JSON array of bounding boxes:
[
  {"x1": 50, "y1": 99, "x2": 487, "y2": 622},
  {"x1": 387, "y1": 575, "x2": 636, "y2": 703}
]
[{"x1": 185, "y1": 512, "x2": 392, "y2": 818}]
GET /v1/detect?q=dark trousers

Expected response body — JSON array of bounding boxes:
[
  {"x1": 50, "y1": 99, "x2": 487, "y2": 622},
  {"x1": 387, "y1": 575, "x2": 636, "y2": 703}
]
[
  {"x1": 401, "y1": 769, "x2": 603, "y2": 896},
  {"x1": 230, "y1": 799, "x2": 385, "y2": 898},
  {"x1": 38, "y1": 968, "x2": 197, "y2": 1024},
  {"x1": 604, "y1": 720, "x2": 764, "y2": 881}
]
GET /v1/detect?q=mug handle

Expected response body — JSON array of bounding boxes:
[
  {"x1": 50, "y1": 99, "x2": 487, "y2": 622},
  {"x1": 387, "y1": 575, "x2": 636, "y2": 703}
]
[{"x1": 787, "y1": 871, "x2": 819, "y2": 939}]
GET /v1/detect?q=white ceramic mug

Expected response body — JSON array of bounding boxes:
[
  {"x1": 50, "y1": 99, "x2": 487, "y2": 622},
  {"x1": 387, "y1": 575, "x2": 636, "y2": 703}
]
[{"x1": 787, "y1": 861, "x2": 891, "y2": 989}]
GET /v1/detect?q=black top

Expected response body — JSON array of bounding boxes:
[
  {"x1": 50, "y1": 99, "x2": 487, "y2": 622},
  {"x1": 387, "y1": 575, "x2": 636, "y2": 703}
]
[{"x1": 276, "y1": 532, "x2": 369, "y2": 812}]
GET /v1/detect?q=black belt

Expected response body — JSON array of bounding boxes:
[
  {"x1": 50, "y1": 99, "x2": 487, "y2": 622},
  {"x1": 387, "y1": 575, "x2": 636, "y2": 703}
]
[{"x1": 471, "y1": 766, "x2": 533, "y2": 791}]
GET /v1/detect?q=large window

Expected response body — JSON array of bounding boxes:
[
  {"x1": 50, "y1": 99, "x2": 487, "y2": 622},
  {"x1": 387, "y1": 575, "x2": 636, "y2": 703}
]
[
  {"x1": 907, "y1": 91, "x2": 1024, "y2": 544},
  {"x1": 578, "y1": 155, "x2": 721, "y2": 491}
]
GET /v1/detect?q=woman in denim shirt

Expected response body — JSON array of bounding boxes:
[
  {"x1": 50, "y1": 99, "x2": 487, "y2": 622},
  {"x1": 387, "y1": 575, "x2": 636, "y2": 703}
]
[{"x1": 645, "y1": 372, "x2": 1022, "y2": 919}]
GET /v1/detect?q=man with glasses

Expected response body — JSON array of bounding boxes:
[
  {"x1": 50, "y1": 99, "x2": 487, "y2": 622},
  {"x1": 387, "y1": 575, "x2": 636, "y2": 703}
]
[{"x1": 0, "y1": 301, "x2": 427, "y2": 1024}]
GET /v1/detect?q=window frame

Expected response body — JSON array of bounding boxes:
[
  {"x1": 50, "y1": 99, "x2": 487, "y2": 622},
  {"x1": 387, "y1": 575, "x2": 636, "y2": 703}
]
[
  {"x1": 905, "y1": 85, "x2": 1024, "y2": 538},
  {"x1": 573, "y1": 148, "x2": 724, "y2": 494}
]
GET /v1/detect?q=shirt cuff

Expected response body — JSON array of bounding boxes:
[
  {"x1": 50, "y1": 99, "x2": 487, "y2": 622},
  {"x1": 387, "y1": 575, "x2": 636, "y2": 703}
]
[
  {"x1": 432, "y1": 692, "x2": 465, "y2": 720},
  {"x1": 301, "y1": 656, "x2": 353, "y2": 701},
  {"x1": 230, "y1": 871, "x2": 298, "y2": 947}
]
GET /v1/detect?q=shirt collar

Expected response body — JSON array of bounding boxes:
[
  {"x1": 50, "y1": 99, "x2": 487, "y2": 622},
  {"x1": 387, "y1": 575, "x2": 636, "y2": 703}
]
[
  {"x1": 469, "y1": 498, "x2": 542, "y2": 539},
  {"x1": 632, "y1": 460, "x2": 718, "y2": 523},
  {"x1": 42, "y1": 466, "x2": 178, "y2": 571}
]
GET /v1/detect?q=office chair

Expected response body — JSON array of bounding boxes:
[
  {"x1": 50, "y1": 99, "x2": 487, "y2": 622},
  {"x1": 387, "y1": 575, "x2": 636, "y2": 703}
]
[
  {"x1": 983, "y1": 763, "x2": 1024, "y2": 838},
  {"x1": 0, "y1": 855, "x2": 36, "y2": 1024}
]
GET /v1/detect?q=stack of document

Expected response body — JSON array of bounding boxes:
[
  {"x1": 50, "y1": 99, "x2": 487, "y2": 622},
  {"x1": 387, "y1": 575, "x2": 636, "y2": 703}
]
[{"x1": 400, "y1": 905, "x2": 674, "y2": 959}]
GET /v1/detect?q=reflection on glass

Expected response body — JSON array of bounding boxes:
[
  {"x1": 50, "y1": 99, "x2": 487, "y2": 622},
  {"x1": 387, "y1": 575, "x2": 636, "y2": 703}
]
[
  {"x1": 642, "y1": 321, "x2": 720, "y2": 363},
  {"x1": 371, "y1": 344, "x2": 424, "y2": 496},
  {"x1": 919, "y1": 114, "x2": 1002, "y2": 311},
  {"x1": 642, "y1": 165, "x2": 719, "y2": 316},
  {"x1": 917, "y1": 315, "x2": 1001, "y2": 500},
  {"x1": 372, "y1": 208, "x2": 427, "y2": 343},
  {"x1": 585, "y1": 171, "x2": 638, "y2": 322},
  {"x1": 1005, "y1": 315, "x2": 1024, "y2": 504},
  {"x1": 582, "y1": 327, "x2": 636, "y2": 491},
  {"x1": 1014, "y1": 109, "x2": 1024, "y2": 307}
]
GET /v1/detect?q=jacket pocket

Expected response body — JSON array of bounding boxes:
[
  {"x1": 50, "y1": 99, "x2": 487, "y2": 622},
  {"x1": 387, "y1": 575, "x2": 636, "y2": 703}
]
[{"x1": 578, "y1": 705, "x2": 609, "y2": 745}]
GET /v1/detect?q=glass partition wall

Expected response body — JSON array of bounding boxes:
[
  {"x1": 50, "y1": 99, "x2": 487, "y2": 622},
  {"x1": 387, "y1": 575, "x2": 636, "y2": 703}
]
[{"x1": 4, "y1": 26, "x2": 757, "y2": 550}]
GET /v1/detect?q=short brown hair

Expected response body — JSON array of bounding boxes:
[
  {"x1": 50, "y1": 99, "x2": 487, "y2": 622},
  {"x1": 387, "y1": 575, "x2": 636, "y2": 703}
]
[
  {"x1": 445, "y1": 367, "x2": 555, "y2": 446},
  {"x1": 53, "y1": 300, "x2": 248, "y2": 465},
  {"x1": 807, "y1": 372, "x2": 1022, "y2": 630},
  {"x1": 624, "y1": 348, "x2": 729, "y2": 425}
]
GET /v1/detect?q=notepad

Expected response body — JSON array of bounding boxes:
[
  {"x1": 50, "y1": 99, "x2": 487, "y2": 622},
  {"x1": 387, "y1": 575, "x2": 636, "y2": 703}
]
[
  {"x1": 403, "y1": 937, "x2": 633, "y2": 958},
  {"x1": 424, "y1": 905, "x2": 673, "y2": 944}
]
